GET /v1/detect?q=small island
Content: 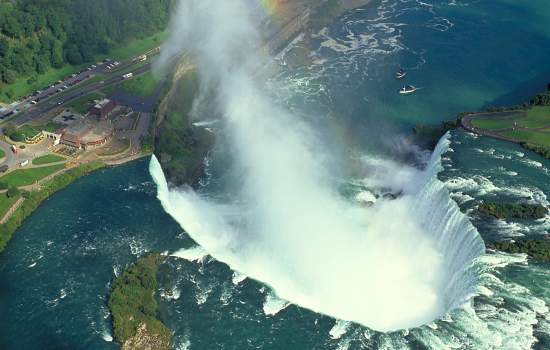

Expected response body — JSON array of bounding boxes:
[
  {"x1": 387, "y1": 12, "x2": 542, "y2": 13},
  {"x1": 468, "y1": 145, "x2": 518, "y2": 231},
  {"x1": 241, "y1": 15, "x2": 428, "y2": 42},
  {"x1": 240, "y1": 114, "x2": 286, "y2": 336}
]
[
  {"x1": 478, "y1": 201, "x2": 548, "y2": 220},
  {"x1": 488, "y1": 239, "x2": 550, "y2": 262},
  {"x1": 108, "y1": 254, "x2": 171, "y2": 350}
]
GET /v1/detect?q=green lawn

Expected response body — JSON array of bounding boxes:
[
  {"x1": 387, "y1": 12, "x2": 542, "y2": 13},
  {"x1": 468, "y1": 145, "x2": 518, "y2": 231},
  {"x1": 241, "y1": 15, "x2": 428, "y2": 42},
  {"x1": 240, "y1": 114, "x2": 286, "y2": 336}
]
[
  {"x1": 471, "y1": 118, "x2": 515, "y2": 130},
  {"x1": 120, "y1": 72, "x2": 159, "y2": 97},
  {"x1": 108, "y1": 31, "x2": 167, "y2": 61},
  {"x1": 498, "y1": 130, "x2": 550, "y2": 147},
  {"x1": 518, "y1": 106, "x2": 550, "y2": 129},
  {"x1": 0, "y1": 64, "x2": 84, "y2": 103},
  {"x1": 41, "y1": 121, "x2": 64, "y2": 133},
  {"x1": 32, "y1": 154, "x2": 66, "y2": 166},
  {"x1": 0, "y1": 194, "x2": 20, "y2": 220},
  {"x1": 0, "y1": 164, "x2": 65, "y2": 187},
  {"x1": 471, "y1": 107, "x2": 550, "y2": 131},
  {"x1": 0, "y1": 149, "x2": 5, "y2": 159},
  {"x1": 5, "y1": 124, "x2": 42, "y2": 142},
  {"x1": 66, "y1": 92, "x2": 104, "y2": 114}
]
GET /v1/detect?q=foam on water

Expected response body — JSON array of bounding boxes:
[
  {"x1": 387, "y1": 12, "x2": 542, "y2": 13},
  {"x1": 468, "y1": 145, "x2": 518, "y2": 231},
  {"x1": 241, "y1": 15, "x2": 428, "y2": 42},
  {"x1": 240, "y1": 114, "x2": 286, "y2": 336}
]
[
  {"x1": 263, "y1": 291, "x2": 290, "y2": 316},
  {"x1": 329, "y1": 320, "x2": 352, "y2": 340},
  {"x1": 150, "y1": 132, "x2": 485, "y2": 332},
  {"x1": 171, "y1": 246, "x2": 209, "y2": 262}
]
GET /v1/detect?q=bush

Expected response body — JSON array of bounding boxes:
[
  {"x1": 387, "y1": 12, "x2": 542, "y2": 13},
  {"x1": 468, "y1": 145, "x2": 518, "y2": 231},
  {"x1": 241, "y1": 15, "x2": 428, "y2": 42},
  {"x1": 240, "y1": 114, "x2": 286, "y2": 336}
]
[
  {"x1": 479, "y1": 202, "x2": 548, "y2": 220},
  {"x1": 6, "y1": 186, "x2": 20, "y2": 198},
  {"x1": 0, "y1": 181, "x2": 8, "y2": 190}
]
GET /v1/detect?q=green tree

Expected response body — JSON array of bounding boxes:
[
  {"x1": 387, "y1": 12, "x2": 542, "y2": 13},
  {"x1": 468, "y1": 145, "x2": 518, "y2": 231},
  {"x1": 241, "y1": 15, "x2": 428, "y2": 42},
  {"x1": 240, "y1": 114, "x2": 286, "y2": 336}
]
[
  {"x1": 7, "y1": 186, "x2": 20, "y2": 198},
  {"x1": 2, "y1": 69, "x2": 17, "y2": 84}
]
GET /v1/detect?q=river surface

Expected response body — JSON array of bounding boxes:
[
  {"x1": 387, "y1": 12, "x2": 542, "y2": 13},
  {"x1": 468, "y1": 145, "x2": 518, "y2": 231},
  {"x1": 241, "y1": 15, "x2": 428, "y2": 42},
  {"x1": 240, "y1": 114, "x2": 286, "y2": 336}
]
[{"x1": 1, "y1": 0, "x2": 550, "y2": 349}]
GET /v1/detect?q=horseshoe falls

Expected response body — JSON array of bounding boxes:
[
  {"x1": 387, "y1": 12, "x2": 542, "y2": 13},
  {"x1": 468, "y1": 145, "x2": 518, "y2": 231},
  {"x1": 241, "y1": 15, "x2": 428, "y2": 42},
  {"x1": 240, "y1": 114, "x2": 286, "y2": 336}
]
[
  {"x1": 0, "y1": 1, "x2": 549, "y2": 349},
  {"x1": 148, "y1": 0, "x2": 487, "y2": 333}
]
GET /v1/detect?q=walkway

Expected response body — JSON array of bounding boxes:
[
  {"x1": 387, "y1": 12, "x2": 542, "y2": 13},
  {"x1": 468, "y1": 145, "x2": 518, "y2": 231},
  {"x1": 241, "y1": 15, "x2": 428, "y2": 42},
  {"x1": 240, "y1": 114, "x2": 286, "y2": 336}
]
[
  {"x1": 0, "y1": 197, "x2": 24, "y2": 225},
  {"x1": 460, "y1": 111, "x2": 550, "y2": 144}
]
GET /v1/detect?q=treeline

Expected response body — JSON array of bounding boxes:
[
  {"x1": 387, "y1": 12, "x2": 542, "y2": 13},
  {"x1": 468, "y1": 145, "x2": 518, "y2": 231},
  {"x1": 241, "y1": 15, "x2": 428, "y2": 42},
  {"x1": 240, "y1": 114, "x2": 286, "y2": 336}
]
[
  {"x1": 0, "y1": 0, "x2": 173, "y2": 86},
  {"x1": 532, "y1": 84, "x2": 550, "y2": 106},
  {"x1": 490, "y1": 239, "x2": 550, "y2": 262},
  {"x1": 521, "y1": 143, "x2": 550, "y2": 159},
  {"x1": 479, "y1": 202, "x2": 548, "y2": 220}
]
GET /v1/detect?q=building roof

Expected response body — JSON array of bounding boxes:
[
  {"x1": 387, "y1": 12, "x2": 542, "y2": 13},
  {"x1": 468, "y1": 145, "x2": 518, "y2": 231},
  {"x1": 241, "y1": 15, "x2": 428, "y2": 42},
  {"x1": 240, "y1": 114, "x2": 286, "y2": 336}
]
[{"x1": 93, "y1": 98, "x2": 113, "y2": 110}]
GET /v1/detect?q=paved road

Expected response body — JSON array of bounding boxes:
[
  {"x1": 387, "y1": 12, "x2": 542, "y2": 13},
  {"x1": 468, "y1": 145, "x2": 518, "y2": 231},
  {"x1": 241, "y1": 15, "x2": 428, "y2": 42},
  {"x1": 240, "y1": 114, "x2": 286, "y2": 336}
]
[
  {"x1": 1, "y1": 47, "x2": 162, "y2": 121},
  {"x1": 0, "y1": 139, "x2": 15, "y2": 168},
  {"x1": 6, "y1": 63, "x2": 153, "y2": 127}
]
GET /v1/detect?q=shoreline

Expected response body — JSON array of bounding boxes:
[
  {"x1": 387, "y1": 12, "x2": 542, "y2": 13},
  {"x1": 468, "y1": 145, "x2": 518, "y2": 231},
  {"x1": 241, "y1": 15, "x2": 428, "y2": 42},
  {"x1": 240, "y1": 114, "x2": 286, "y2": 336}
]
[{"x1": 0, "y1": 153, "x2": 151, "y2": 254}]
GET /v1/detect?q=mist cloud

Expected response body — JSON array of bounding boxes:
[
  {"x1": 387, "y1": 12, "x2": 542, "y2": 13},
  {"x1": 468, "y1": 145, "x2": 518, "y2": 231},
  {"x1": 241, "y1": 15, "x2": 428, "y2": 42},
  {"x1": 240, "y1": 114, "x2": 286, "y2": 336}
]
[{"x1": 150, "y1": 0, "x2": 484, "y2": 332}]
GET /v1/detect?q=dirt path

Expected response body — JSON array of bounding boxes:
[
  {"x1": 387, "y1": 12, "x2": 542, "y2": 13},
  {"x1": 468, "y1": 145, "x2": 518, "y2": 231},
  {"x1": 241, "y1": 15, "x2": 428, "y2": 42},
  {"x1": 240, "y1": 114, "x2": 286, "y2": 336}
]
[{"x1": 0, "y1": 197, "x2": 24, "y2": 224}]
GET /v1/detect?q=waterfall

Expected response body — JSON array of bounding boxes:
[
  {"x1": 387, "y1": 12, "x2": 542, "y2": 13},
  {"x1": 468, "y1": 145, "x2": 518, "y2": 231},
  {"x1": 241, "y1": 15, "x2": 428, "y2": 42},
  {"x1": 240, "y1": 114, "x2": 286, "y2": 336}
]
[
  {"x1": 411, "y1": 133, "x2": 486, "y2": 311},
  {"x1": 148, "y1": 131, "x2": 486, "y2": 332}
]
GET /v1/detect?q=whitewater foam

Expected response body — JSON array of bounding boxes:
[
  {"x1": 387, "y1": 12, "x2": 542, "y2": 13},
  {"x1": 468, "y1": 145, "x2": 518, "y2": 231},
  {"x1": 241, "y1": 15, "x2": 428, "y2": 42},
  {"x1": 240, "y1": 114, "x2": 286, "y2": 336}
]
[{"x1": 153, "y1": 0, "x2": 485, "y2": 332}]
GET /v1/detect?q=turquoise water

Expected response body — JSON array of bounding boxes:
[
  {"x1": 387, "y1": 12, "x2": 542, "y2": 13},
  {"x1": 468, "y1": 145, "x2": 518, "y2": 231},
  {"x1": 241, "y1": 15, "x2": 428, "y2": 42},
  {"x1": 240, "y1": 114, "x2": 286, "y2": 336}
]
[{"x1": 1, "y1": 0, "x2": 550, "y2": 349}]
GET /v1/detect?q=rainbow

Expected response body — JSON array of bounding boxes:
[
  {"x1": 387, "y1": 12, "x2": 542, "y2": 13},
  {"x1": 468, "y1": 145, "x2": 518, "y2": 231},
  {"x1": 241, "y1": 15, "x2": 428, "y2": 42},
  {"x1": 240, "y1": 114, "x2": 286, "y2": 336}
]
[{"x1": 260, "y1": 0, "x2": 284, "y2": 16}]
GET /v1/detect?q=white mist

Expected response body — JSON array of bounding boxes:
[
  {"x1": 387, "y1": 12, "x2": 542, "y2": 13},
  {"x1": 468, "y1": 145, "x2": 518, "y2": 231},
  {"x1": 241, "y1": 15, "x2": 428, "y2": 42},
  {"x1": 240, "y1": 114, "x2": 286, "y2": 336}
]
[{"x1": 150, "y1": 0, "x2": 484, "y2": 332}]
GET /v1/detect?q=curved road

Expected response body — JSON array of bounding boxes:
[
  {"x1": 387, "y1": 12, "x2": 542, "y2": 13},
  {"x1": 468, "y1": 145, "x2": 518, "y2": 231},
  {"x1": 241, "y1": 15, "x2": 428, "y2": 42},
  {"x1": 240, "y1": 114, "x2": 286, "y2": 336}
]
[{"x1": 0, "y1": 140, "x2": 15, "y2": 168}]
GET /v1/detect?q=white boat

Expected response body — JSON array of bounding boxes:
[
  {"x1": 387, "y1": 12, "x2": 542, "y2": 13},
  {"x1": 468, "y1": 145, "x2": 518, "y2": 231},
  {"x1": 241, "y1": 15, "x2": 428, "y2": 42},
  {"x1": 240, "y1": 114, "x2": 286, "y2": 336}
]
[
  {"x1": 399, "y1": 85, "x2": 418, "y2": 94},
  {"x1": 395, "y1": 69, "x2": 407, "y2": 79}
]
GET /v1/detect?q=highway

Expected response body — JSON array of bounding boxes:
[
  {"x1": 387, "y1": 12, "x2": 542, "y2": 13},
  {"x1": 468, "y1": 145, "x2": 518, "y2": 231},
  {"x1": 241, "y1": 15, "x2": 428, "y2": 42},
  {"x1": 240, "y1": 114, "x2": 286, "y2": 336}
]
[
  {"x1": 0, "y1": 47, "x2": 161, "y2": 127},
  {"x1": 7, "y1": 63, "x2": 153, "y2": 127}
]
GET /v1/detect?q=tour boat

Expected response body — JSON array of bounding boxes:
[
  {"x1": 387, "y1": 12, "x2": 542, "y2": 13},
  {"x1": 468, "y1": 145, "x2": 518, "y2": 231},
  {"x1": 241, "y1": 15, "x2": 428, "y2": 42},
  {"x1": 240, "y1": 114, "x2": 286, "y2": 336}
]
[
  {"x1": 395, "y1": 68, "x2": 407, "y2": 79},
  {"x1": 399, "y1": 85, "x2": 418, "y2": 94}
]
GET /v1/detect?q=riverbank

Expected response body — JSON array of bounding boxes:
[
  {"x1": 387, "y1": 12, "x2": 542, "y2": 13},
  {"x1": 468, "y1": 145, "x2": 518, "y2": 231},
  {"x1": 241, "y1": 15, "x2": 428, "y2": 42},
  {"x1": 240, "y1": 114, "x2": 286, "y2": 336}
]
[
  {"x1": 459, "y1": 88, "x2": 550, "y2": 158},
  {"x1": 0, "y1": 152, "x2": 152, "y2": 254},
  {"x1": 0, "y1": 161, "x2": 105, "y2": 253}
]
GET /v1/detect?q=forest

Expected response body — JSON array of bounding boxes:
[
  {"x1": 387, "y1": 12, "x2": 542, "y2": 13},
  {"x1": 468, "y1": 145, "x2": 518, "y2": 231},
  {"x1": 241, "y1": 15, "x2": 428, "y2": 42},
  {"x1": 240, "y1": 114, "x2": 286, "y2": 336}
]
[{"x1": 0, "y1": 0, "x2": 173, "y2": 90}]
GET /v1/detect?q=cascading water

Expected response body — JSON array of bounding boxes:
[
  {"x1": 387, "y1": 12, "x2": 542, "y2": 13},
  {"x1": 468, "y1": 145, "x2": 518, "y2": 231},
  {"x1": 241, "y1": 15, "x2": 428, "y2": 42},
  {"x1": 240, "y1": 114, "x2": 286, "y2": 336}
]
[
  {"x1": 150, "y1": 0, "x2": 486, "y2": 333},
  {"x1": 149, "y1": 132, "x2": 485, "y2": 332}
]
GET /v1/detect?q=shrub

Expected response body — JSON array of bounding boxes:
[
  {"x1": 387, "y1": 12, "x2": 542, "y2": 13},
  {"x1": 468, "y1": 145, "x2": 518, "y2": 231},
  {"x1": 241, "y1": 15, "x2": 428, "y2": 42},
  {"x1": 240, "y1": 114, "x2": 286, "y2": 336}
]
[{"x1": 6, "y1": 186, "x2": 20, "y2": 198}]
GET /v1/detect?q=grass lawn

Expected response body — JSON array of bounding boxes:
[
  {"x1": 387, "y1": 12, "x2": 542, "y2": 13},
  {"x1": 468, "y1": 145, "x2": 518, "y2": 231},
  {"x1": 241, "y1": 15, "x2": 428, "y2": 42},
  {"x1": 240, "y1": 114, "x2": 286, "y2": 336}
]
[
  {"x1": 66, "y1": 92, "x2": 104, "y2": 114},
  {"x1": 0, "y1": 149, "x2": 5, "y2": 159},
  {"x1": 0, "y1": 194, "x2": 20, "y2": 220},
  {"x1": 6, "y1": 124, "x2": 42, "y2": 142},
  {"x1": 41, "y1": 121, "x2": 64, "y2": 133},
  {"x1": 518, "y1": 106, "x2": 550, "y2": 129},
  {"x1": 120, "y1": 72, "x2": 159, "y2": 97},
  {"x1": 471, "y1": 118, "x2": 515, "y2": 130},
  {"x1": 32, "y1": 154, "x2": 66, "y2": 166},
  {"x1": 108, "y1": 31, "x2": 167, "y2": 61},
  {"x1": 498, "y1": 130, "x2": 550, "y2": 147},
  {"x1": 0, "y1": 64, "x2": 84, "y2": 103},
  {"x1": 0, "y1": 164, "x2": 66, "y2": 187}
]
